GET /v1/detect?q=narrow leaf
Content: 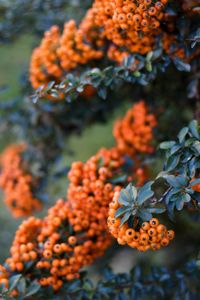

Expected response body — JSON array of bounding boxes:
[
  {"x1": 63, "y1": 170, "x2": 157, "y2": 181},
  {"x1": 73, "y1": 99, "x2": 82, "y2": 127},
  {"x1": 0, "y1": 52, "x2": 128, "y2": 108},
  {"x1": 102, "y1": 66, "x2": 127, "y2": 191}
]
[
  {"x1": 159, "y1": 141, "x2": 175, "y2": 149},
  {"x1": 178, "y1": 127, "x2": 188, "y2": 143},
  {"x1": 189, "y1": 120, "x2": 199, "y2": 139}
]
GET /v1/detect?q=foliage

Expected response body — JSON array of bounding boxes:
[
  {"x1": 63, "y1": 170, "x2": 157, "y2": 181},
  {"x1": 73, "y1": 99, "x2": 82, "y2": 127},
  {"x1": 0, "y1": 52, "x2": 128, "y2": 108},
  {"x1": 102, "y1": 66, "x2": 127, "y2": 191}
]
[
  {"x1": 0, "y1": 260, "x2": 200, "y2": 299},
  {"x1": 115, "y1": 120, "x2": 200, "y2": 227},
  {"x1": 0, "y1": 0, "x2": 200, "y2": 299}
]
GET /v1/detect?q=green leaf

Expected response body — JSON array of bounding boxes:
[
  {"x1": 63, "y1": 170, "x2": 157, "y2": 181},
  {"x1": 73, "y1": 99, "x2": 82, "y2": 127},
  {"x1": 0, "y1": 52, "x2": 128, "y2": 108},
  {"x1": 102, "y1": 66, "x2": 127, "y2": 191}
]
[
  {"x1": 137, "y1": 209, "x2": 152, "y2": 221},
  {"x1": 162, "y1": 175, "x2": 188, "y2": 188},
  {"x1": 115, "y1": 207, "x2": 131, "y2": 218},
  {"x1": 137, "y1": 181, "x2": 154, "y2": 205},
  {"x1": 133, "y1": 71, "x2": 141, "y2": 77},
  {"x1": 189, "y1": 120, "x2": 200, "y2": 139},
  {"x1": 175, "y1": 198, "x2": 184, "y2": 211},
  {"x1": 181, "y1": 193, "x2": 191, "y2": 203},
  {"x1": 165, "y1": 154, "x2": 180, "y2": 172},
  {"x1": 167, "y1": 201, "x2": 175, "y2": 220},
  {"x1": 126, "y1": 183, "x2": 137, "y2": 201},
  {"x1": 146, "y1": 61, "x2": 152, "y2": 72},
  {"x1": 160, "y1": 141, "x2": 175, "y2": 149},
  {"x1": 146, "y1": 207, "x2": 166, "y2": 214},
  {"x1": 110, "y1": 174, "x2": 127, "y2": 184},
  {"x1": 173, "y1": 57, "x2": 191, "y2": 72},
  {"x1": 9, "y1": 275, "x2": 22, "y2": 291},
  {"x1": 118, "y1": 189, "x2": 130, "y2": 206},
  {"x1": 170, "y1": 144, "x2": 182, "y2": 155},
  {"x1": 176, "y1": 176, "x2": 188, "y2": 187},
  {"x1": 178, "y1": 127, "x2": 189, "y2": 143},
  {"x1": 162, "y1": 175, "x2": 179, "y2": 187},
  {"x1": 17, "y1": 277, "x2": 26, "y2": 294},
  {"x1": 120, "y1": 211, "x2": 132, "y2": 227},
  {"x1": 24, "y1": 281, "x2": 40, "y2": 298},
  {"x1": 146, "y1": 51, "x2": 153, "y2": 62},
  {"x1": 192, "y1": 141, "x2": 200, "y2": 155}
]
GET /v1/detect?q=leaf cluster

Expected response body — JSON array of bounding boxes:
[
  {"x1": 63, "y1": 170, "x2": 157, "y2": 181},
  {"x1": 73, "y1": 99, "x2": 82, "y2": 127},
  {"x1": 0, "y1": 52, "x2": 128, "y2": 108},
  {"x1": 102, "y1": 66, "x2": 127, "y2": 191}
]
[
  {"x1": 1, "y1": 260, "x2": 200, "y2": 300},
  {"x1": 116, "y1": 120, "x2": 200, "y2": 224}
]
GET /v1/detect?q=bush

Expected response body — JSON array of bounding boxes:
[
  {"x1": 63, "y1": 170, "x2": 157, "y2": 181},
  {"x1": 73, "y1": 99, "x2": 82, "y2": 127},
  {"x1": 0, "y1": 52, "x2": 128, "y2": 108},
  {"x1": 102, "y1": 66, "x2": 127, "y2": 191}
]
[{"x1": 0, "y1": 0, "x2": 199, "y2": 299}]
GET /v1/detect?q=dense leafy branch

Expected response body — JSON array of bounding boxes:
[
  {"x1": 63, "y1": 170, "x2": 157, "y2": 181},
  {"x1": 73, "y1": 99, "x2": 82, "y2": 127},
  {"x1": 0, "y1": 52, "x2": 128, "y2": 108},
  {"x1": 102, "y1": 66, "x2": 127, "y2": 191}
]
[
  {"x1": 116, "y1": 120, "x2": 200, "y2": 225},
  {"x1": 32, "y1": 50, "x2": 193, "y2": 103},
  {"x1": 1, "y1": 260, "x2": 200, "y2": 300}
]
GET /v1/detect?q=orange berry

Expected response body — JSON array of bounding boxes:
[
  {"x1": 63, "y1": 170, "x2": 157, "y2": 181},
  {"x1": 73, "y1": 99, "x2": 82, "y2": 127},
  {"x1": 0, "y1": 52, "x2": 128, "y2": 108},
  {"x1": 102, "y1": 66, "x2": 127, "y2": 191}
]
[
  {"x1": 167, "y1": 230, "x2": 175, "y2": 240},
  {"x1": 141, "y1": 222, "x2": 150, "y2": 231},
  {"x1": 149, "y1": 218, "x2": 159, "y2": 227},
  {"x1": 68, "y1": 236, "x2": 77, "y2": 245}
]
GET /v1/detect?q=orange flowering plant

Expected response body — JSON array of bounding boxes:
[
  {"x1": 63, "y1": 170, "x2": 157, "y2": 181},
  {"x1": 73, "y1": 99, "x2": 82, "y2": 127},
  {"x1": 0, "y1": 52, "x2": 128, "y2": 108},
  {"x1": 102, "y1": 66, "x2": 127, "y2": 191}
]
[{"x1": 0, "y1": 0, "x2": 200, "y2": 299}]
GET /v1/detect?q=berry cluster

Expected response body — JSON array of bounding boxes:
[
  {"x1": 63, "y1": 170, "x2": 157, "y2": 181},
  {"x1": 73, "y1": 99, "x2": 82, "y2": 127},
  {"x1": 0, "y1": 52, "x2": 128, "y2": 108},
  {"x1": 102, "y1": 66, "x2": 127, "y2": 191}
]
[
  {"x1": 30, "y1": 16, "x2": 103, "y2": 90},
  {"x1": 108, "y1": 191, "x2": 175, "y2": 251},
  {"x1": 0, "y1": 149, "x2": 147, "y2": 291},
  {"x1": 0, "y1": 101, "x2": 155, "y2": 292},
  {"x1": 30, "y1": 25, "x2": 62, "y2": 90},
  {"x1": 67, "y1": 148, "x2": 124, "y2": 232},
  {"x1": 0, "y1": 144, "x2": 42, "y2": 218},
  {"x1": 6, "y1": 217, "x2": 42, "y2": 273},
  {"x1": 87, "y1": 0, "x2": 161, "y2": 62},
  {"x1": 58, "y1": 20, "x2": 102, "y2": 72},
  {"x1": 113, "y1": 100, "x2": 157, "y2": 157},
  {"x1": 29, "y1": 0, "x2": 198, "y2": 92},
  {"x1": 0, "y1": 198, "x2": 110, "y2": 292},
  {"x1": 37, "y1": 198, "x2": 111, "y2": 290},
  {"x1": 112, "y1": 0, "x2": 167, "y2": 33}
]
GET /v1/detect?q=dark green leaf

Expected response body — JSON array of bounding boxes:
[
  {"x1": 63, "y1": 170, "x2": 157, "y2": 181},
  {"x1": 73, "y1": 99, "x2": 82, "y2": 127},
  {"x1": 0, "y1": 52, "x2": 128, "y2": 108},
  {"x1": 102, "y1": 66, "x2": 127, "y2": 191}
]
[
  {"x1": 165, "y1": 154, "x2": 180, "y2": 172},
  {"x1": 173, "y1": 57, "x2": 191, "y2": 72},
  {"x1": 175, "y1": 198, "x2": 184, "y2": 211},
  {"x1": 178, "y1": 127, "x2": 189, "y2": 143},
  {"x1": 189, "y1": 120, "x2": 199, "y2": 139},
  {"x1": 137, "y1": 209, "x2": 152, "y2": 221},
  {"x1": 24, "y1": 281, "x2": 40, "y2": 298},
  {"x1": 115, "y1": 207, "x2": 131, "y2": 218},
  {"x1": 159, "y1": 141, "x2": 175, "y2": 149},
  {"x1": 181, "y1": 193, "x2": 191, "y2": 203},
  {"x1": 137, "y1": 181, "x2": 154, "y2": 205},
  {"x1": 120, "y1": 212, "x2": 132, "y2": 227},
  {"x1": 163, "y1": 175, "x2": 180, "y2": 187},
  {"x1": 170, "y1": 144, "x2": 182, "y2": 155},
  {"x1": 9, "y1": 275, "x2": 22, "y2": 291},
  {"x1": 192, "y1": 141, "x2": 200, "y2": 155},
  {"x1": 110, "y1": 174, "x2": 127, "y2": 184},
  {"x1": 17, "y1": 277, "x2": 26, "y2": 294},
  {"x1": 146, "y1": 207, "x2": 166, "y2": 214}
]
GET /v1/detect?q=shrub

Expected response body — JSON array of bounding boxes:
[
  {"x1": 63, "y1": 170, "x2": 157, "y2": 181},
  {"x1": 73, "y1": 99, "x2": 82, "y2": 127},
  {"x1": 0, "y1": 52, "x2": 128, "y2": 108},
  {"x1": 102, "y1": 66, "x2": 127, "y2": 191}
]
[{"x1": 0, "y1": 0, "x2": 199, "y2": 299}]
